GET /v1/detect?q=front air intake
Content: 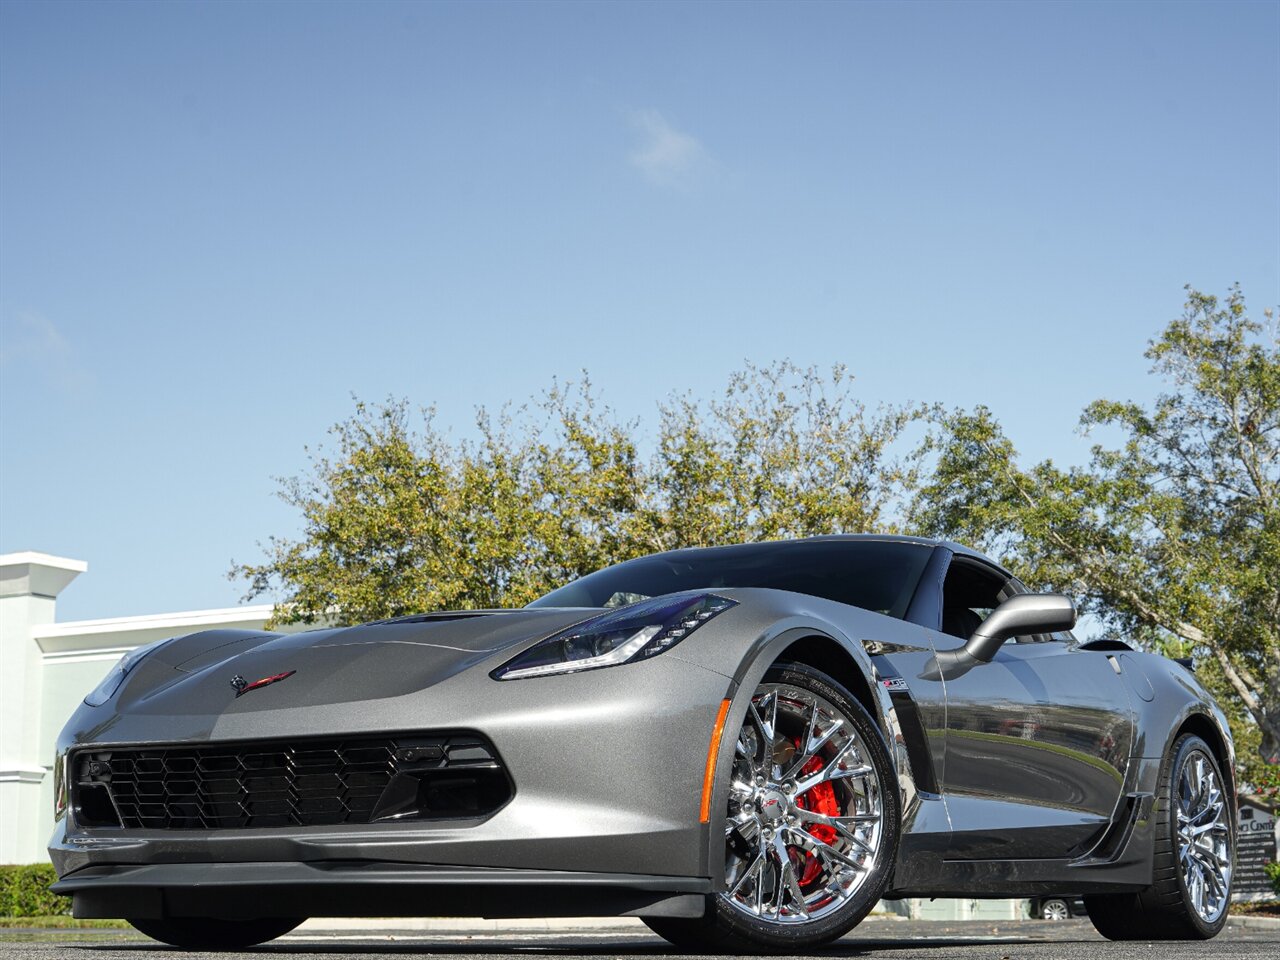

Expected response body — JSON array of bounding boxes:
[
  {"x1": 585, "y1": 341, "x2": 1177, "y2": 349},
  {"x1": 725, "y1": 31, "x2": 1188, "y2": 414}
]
[{"x1": 71, "y1": 732, "x2": 511, "y2": 830}]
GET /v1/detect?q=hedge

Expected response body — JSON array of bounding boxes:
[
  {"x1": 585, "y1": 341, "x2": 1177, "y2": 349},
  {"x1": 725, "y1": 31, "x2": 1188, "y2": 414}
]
[
  {"x1": 1266, "y1": 861, "x2": 1280, "y2": 897},
  {"x1": 0, "y1": 864, "x2": 71, "y2": 917}
]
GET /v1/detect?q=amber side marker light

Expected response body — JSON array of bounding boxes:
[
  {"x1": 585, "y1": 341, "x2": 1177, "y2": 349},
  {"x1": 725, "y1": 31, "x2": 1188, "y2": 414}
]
[{"x1": 700, "y1": 698, "x2": 733, "y2": 823}]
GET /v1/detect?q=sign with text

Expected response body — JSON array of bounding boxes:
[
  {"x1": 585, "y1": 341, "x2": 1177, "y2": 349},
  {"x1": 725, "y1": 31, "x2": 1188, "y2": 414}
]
[{"x1": 1235, "y1": 803, "x2": 1277, "y2": 900}]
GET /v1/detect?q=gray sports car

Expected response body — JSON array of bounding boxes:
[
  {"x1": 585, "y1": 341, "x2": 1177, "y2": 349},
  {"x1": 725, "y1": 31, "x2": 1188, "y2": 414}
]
[{"x1": 49, "y1": 536, "x2": 1236, "y2": 951}]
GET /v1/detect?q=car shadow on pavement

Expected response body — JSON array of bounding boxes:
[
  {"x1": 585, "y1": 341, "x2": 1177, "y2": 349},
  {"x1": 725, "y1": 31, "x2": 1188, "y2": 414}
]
[{"x1": 69, "y1": 934, "x2": 1104, "y2": 956}]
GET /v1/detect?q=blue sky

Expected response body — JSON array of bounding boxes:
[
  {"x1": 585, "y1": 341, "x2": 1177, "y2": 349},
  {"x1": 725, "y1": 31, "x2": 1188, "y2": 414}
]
[{"x1": 2, "y1": 0, "x2": 1277, "y2": 620}]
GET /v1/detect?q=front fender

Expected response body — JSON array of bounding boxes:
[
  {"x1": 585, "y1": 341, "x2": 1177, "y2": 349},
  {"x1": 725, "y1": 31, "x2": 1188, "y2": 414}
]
[{"x1": 669, "y1": 591, "x2": 933, "y2": 887}]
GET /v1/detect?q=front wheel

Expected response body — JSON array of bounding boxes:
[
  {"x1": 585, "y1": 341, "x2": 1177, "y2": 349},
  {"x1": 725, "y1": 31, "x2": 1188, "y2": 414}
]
[
  {"x1": 645, "y1": 663, "x2": 900, "y2": 952},
  {"x1": 128, "y1": 917, "x2": 303, "y2": 949}
]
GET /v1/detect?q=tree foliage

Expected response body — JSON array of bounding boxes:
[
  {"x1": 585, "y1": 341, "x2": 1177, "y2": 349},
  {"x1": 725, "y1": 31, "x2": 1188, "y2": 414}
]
[
  {"x1": 233, "y1": 362, "x2": 927, "y2": 625},
  {"x1": 635, "y1": 363, "x2": 929, "y2": 550},
  {"x1": 911, "y1": 286, "x2": 1279, "y2": 800},
  {"x1": 233, "y1": 387, "x2": 642, "y2": 622}
]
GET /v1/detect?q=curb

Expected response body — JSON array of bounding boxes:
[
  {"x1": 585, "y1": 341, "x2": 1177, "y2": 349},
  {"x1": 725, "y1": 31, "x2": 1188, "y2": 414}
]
[{"x1": 1228, "y1": 915, "x2": 1280, "y2": 930}]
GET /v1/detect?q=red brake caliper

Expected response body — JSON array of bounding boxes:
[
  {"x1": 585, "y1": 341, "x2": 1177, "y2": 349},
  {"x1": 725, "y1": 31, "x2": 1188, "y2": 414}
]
[{"x1": 792, "y1": 741, "x2": 839, "y2": 888}]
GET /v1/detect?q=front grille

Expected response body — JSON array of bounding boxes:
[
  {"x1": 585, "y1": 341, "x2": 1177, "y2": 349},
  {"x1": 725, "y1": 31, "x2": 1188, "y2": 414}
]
[{"x1": 72, "y1": 733, "x2": 511, "y2": 830}]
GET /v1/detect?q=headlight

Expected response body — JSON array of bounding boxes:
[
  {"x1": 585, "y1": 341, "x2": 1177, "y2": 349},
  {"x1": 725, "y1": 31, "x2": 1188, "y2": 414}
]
[
  {"x1": 493, "y1": 593, "x2": 737, "y2": 680},
  {"x1": 83, "y1": 638, "x2": 174, "y2": 706}
]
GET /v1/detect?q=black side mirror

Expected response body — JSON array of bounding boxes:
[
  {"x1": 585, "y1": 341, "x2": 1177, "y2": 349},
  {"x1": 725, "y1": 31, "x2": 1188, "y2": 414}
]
[{"x1": 919, "y1": 593, "x2": 1076, "y2": 681}]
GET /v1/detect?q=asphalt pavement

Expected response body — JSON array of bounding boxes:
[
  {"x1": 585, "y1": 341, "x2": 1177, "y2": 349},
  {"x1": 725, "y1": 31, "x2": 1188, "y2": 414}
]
[{"x1": 0, "y1": 919, "x2": 1277, "y2": 960}]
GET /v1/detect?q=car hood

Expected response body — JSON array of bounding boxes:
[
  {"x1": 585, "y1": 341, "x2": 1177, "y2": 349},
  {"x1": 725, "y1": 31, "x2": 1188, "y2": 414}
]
[{"x1": 112, "y1": 607, "x2": 598, "y2": 715}]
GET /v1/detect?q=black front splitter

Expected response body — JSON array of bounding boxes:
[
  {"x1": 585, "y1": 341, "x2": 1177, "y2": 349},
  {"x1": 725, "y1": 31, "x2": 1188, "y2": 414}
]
[{"x1": 53, "y1": 860, "x2": 711, "y2": 921}]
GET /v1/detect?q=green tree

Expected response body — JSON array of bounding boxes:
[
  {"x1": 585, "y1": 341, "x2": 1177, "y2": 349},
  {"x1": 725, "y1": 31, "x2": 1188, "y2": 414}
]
[
  {"x1": 232, "y1": 386, "x2": 644, "y2": 624},
  {"x1": 634, "y1": 362, "x2": 929, "y2": 549},
  {"x1": 234, "y1": 362, "x2": 926, "y2": 625},
  {"x1": 912, "y1": 286, "x2": 1279, "y2": 801}
]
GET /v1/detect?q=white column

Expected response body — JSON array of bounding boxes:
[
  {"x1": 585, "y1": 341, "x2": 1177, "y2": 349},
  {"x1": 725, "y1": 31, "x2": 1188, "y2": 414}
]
[{"x1": 0, "y1": 552, "x2": 85, "y2": 863}]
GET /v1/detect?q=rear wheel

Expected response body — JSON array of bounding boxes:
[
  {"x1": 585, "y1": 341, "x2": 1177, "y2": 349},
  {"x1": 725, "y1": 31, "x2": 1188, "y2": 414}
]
[
  {"x1": 128, "y1": 917, "x2": 303, "y2": 949},
  {"x1": 645, "y1": 663, "x2": 900, "y2": 952},
  {"x1": 1085, "y1": 733, "x2": 1232, "y2": 941}
]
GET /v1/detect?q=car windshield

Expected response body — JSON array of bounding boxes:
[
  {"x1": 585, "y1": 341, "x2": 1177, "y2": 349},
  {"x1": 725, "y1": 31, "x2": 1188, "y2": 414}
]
[{"x1": 528, "y1": 539, "x2": 934, "y2": 618}]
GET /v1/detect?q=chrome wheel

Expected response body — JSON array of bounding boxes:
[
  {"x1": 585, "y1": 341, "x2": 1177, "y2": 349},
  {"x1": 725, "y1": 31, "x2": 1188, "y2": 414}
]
[
  {"x1": 720, "y1": 683, "x2": 884, "y2": 924},
  {"x1": 1175, "y1": 750, "x2": 1232, "y2": 924},
  {"x1": 1041, "y1": 898, "x2": 1070, "y2": 920}
]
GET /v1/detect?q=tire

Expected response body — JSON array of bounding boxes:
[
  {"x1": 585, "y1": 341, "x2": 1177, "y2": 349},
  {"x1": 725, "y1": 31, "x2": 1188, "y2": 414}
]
[
  {"x1": 1039, "y1": 897, "x2": 1071, "y2": 920},
  {"x1": 645, "y1": 663, "x2": 900, "y2": 952},
  {"x1": 127, "y1": 917, "x2": 304, "y2": 949},
  {"x1": 1085, "y1": 733, "x2": 1232, "y2": 941}
]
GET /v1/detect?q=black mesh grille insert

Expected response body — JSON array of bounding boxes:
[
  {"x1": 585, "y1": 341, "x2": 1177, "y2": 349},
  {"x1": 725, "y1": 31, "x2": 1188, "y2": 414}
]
[{"x1": 72, "y1": 734, "x2": 509, "y2": 829}]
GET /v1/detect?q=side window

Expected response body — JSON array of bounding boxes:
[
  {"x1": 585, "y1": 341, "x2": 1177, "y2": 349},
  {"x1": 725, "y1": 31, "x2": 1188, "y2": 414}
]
[
  {"x1": 939, "y1": 564, "x2": 1060, "y2": 644},
  {"x1": 939, "y1": 560, "x2": 1006, "y2": 640}
]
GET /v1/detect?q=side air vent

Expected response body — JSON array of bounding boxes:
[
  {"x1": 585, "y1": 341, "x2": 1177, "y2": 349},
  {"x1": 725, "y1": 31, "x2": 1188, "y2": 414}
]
[{"x1": 1070, "y1": 792, "x2": 1150, "y2": 866}]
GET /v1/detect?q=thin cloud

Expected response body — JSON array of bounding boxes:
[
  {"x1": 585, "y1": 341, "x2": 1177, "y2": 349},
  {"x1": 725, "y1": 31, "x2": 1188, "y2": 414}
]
[
  {"x1": 0, "y1": 312, "x2": 94, "y2": 394},
  {"x1": 628, "y1": 109, "x2": 713, "y2": 187}
]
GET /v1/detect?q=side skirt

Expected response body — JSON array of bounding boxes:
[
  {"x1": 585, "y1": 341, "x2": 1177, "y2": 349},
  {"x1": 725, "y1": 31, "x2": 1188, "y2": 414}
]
[
  {"x1": 888, "y1": 855, "x2": 1151, "y2": 899},
  {"x1": 889, "y1": 759, "x2": 1160, "y2": 898}
]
